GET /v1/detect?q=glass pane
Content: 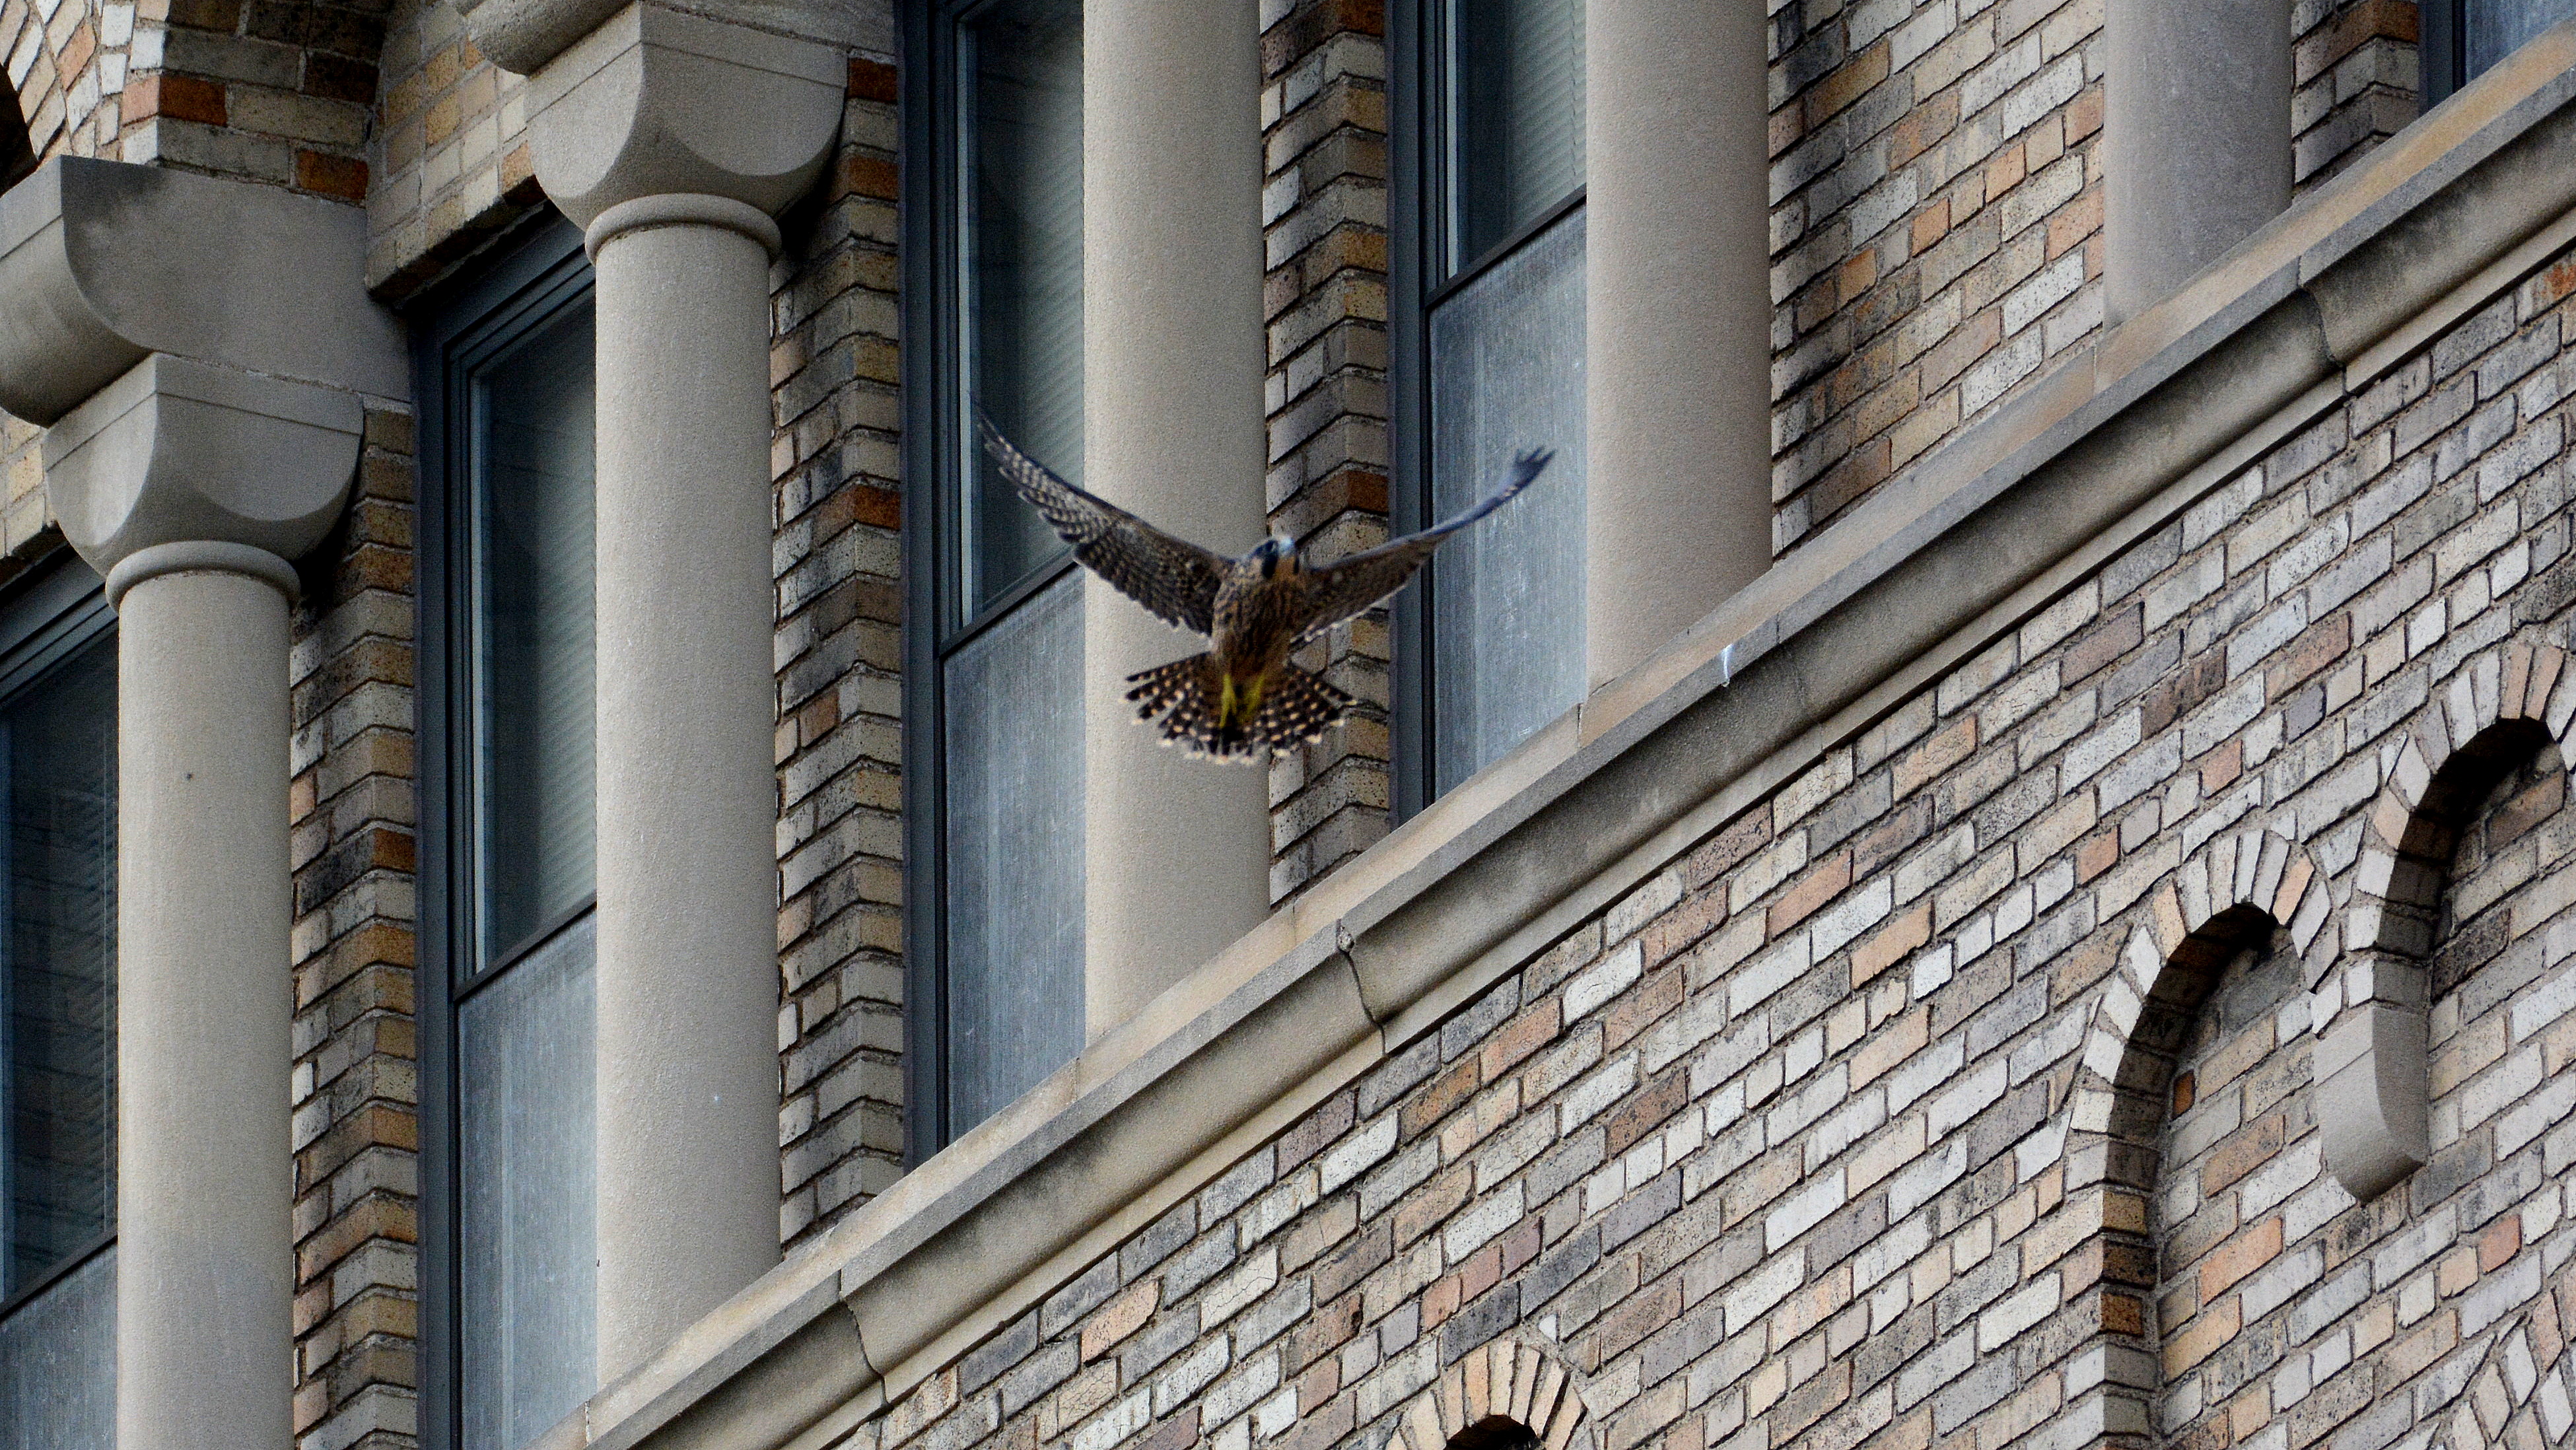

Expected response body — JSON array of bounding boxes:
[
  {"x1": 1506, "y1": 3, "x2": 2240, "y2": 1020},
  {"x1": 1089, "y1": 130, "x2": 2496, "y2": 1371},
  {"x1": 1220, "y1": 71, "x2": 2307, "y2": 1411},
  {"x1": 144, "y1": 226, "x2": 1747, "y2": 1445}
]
[
  {"x1": 961, "y1": 0, "x2": 1084, "y2": 617},
  {"x1": 1447, "y1": 0, "x2": 1585, "y2": 269},
  {"x1": 943, "y1": 571, "x2": 1084, "y2": 1132},
  {"x1": 0, "y1": 631, "x2": 115, "y2": 1297},
  {"x1": 473, "y1": 303, "x2": 598, "y2": 967},
  {"x1": 1430, "y1": 207, "x2": 1587, "y2": 790},
  {"x1": 2468, "y1": 0, "x2": 2576, "y2": 75},
  {"x1": 0, "y1": 1243, "x2": 110, "y2": 1449},
  {"x1": 459, "y1": 914, "x2": 596, "y2": 1450}
]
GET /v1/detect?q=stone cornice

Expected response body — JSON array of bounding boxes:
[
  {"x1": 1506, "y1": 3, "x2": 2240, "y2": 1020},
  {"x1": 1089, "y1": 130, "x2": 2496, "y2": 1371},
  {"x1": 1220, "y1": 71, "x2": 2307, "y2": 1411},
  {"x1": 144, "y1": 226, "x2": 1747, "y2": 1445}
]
[{"x1": 545, "y1": 21, "x2": 2576, "y2": 1450}]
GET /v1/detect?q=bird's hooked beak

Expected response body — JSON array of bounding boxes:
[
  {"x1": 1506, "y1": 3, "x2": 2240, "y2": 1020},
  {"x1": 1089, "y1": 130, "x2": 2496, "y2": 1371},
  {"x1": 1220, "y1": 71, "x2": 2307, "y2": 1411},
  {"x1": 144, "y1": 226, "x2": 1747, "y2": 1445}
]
[{"x1": 1255, "y1": 535, "x2": 1301, "y2": 580}]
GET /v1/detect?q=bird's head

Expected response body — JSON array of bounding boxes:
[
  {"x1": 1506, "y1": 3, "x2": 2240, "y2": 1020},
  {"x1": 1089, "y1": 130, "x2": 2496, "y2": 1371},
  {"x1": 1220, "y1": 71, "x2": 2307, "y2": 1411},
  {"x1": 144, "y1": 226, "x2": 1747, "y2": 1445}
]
[{"x1": 1251, "y1": 534, "x2": 1302, "y2": 580}]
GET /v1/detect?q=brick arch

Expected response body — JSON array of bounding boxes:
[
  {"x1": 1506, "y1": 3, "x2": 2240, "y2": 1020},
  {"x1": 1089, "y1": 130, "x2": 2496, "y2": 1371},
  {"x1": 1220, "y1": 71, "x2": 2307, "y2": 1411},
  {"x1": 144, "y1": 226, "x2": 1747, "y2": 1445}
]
[
  {"x1": 2045, "y1": 825, "x2": 2329, "y2": 1441},
  {"x1": 1384, "y1": 1337, "x2": 1592, "y2": 1450},
  {"x1": 2423, "y1": 1259, "x2": 2576, "y2": 1450},
  {"x1": 1, "y1": 75, "x2": 30, "y2": 188},
  {"x1": 1, "y1": 0, "x2": 105, "y2": 182},
  {"x1": 2065, "y1": 825, "x2": 2331, "y2": 1142},
  {"x1": 2320, "y1": 641, "x2": 2576, "y2": 1201}
]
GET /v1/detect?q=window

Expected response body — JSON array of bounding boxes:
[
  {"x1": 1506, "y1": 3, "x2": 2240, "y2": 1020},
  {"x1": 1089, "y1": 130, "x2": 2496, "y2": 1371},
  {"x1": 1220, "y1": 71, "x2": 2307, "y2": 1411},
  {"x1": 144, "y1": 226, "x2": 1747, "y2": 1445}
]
[
  {"x1": 0, "y1": 554, "x2": 114, "y2": 1450},
  {"x1": 2423, "y1": 0, "x2": 2576, "y2": 102},
  {"x1": 417, "y1": 220, "x2": 599, "y2": 1450},
  {"x1": 904, "y1": 0, "x2": 1088, "y2": 1154},
  {"x1": 1393, "y1": 0, "x2": 1589, "y2": 813}
]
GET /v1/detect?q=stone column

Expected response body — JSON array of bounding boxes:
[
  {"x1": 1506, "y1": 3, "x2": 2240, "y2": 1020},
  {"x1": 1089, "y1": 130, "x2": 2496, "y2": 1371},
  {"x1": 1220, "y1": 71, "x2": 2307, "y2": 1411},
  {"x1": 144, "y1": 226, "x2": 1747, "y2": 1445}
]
[
  {"x1": 0, "y1": 158, "x2": 400, "y2": 1450},
  {"x1": 517, "y1": 1, "x2": 841, "y2": 1373},
  {"x1": 1082, "y1": 0, "x2": 1272, "y2": 1039},
  {"x1": 43, "y1": 357, "x2": 366, "y2": 1450},
  {"x1": 1585, "y1": 0, "x2": 1775, "y2": 691},
  {"x1": 112, "y1": 565, "x2": 293, "y2": 1450},
  {"x1": 2105, "y1": 0, "x2": 2291, "y2": 321}
]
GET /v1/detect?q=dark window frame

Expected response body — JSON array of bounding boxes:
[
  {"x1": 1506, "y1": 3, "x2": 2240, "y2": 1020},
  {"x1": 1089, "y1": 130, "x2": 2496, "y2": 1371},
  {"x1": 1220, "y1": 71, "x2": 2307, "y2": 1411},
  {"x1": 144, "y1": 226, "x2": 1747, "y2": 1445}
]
[
  {"x1": 901, "y1": 0, "x2": 1087, "y2": 1163},
  {"x1": 1388, "y1": 0, "x2": 1587, "y2": 820},
  {"x1": 411, "y1": 214, "x2": 597, "y2": 1450},
  {"x1": 2426, "y1": 0, "x2": 2471, "y2": 103},
  {"x1": 2420, "y1": 0, "x2": 2576, "y2": 104},
  {"x1": 0, "y1": 545, "x2": 117, "y2": 1332}
]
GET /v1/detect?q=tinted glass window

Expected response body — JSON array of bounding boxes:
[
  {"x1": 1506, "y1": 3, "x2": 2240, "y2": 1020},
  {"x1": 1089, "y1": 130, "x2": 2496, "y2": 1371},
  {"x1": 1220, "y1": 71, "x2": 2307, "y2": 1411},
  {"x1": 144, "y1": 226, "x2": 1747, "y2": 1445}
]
[
  {"x1": 1429, "y1": 211, "x2": 1587, "y2": 786},
  {"x1": 473, "y1": 306, "x2": 598, "y2": 969},
  {"x1": 961, "y1": 0, "x2": 1085, "y2": 617},
  {"x1": 436, "y1": 263, "x2": 602, "y2": 1450},
  {"x1": 1447, "y1": 0, "x2": 1585, "y2": 267},
  {"x1": 2468, "y1": 0, "x2": 2576, "y2": 74},
  {"x1": 933, "y1": 0, "x2": 1090, "y2": 1143},
  {"x1": 0, "y1": 574, "x2": 117, "y2": 1450},
  {"x1": 1420, "y1": 0, "x2": 1587, "y2": 795}
]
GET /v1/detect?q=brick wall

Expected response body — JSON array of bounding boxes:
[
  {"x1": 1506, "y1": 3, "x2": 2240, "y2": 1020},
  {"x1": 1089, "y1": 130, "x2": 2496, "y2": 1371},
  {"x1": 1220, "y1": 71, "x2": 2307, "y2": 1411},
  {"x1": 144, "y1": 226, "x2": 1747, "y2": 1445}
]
[
  {"x1": 118, "y1": 0, "x2": 384, "y2": 199},
  {"x1": 364, "y1": 0, "x2": 534, "y2": 294},
  {"x1": 289, "y1": 401, "x2": 424, "y2": 1450},
  {"x1": 1261, "y1": 0, "x2": 1395, "y2": 905},
  {"x1": 9, "y1": 4, "x2": 2546, "y2": 1443},
  {"x1": 773, "y1": 53, "x2": 908, "y2": 1249},
  {"x1": 1770, "y1": 0, "x2": 2423, "y2": 554},
  {"x1": 1, "y1": 0, "x2": 136, "y2": 168},
  {"x1": 0, "y1": 413, "x2": 56, "y2": 567},
  {"x1": 2295, "y1": 0, "x2": 2419, "y2": 190},
  {"x1": 1766, "y1": 0, "x2": 2109, "y2": 552},
  {"x1": 846, "y1": 242, "x2": 2576, "y2": 1450},
  {"x1": 1254, "y1": 0, "x2": 2437, "y2": 902}
]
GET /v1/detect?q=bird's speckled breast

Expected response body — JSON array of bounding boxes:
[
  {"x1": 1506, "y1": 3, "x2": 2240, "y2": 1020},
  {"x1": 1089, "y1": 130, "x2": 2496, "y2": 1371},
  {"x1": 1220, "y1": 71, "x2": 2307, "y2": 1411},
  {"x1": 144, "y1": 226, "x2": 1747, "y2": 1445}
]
[{"x1": 1210, "y1": 570, "x2": 1305, "y2": 679}]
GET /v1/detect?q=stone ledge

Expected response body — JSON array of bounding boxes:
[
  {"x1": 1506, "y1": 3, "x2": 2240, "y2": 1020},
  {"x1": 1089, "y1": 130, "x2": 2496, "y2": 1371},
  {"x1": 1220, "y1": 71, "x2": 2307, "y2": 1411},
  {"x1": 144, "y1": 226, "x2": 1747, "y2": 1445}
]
[{"x1": 550, "y1": 20, "x2": 2576, "y2": 1450}]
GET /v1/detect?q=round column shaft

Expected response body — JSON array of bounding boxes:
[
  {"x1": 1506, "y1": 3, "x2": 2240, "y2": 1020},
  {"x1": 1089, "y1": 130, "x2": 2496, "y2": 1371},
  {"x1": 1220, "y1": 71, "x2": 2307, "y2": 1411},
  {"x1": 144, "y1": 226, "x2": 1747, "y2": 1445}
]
[
  {"x1": 589, "y1": 210, "x2": 783, "y2": 1373},
  {"x1": 1081, "y1": 0, "x2": 1273, "y2": 1040},
  {"x1": 115, "y1": 565, "x2": 293, "y2": 1450},
  {"x1": 2105, "y1": 0, "x2": 2291, "y2": 321},
  {"x1": 1585, "y1": 0, "x2": 1775, "y2": 691}
]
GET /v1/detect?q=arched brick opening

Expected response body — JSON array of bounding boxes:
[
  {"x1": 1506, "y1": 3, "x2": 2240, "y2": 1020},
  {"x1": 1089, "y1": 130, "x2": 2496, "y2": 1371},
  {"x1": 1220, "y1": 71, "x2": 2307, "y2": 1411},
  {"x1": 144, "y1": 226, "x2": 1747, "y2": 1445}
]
[
  {"x1": 2421, "y1": 1262, "x2": 2576, "y2": 1450},
  {"x1": 1386, "y1": 1337, "x2": 1591, "y2": 1450},
  {"x1": 1, "y1": 77, "x2": 32, "y2": 189},
  {"x1": 2056, "y1": 827, "x2": 2330, "y2": 1446},
  {"x1": 2328, "y1": 642, "x2": 2576, "y2": 1200}
]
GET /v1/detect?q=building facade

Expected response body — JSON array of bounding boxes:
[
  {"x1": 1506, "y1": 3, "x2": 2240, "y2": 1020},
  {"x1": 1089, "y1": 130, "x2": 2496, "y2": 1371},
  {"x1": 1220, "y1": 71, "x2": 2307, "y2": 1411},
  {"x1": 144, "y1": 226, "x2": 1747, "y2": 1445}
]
[{"x1": 0, "y1": 1, "x2": 2573, "y2": 1449}]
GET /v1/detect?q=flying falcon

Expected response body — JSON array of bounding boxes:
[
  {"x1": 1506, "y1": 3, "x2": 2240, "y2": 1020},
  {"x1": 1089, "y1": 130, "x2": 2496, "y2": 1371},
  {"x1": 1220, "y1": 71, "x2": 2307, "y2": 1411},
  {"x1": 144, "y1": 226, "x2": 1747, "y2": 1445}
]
[{"x1": 977, "y1": 411, "x2": 1552, "y2": 761}]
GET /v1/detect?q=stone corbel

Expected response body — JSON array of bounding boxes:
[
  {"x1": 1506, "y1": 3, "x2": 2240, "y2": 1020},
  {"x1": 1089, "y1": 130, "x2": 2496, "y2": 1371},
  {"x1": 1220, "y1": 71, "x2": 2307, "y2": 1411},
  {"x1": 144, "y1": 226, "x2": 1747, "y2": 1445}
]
[
  {"x1": 518, "y1": 1, "x2": 845, "y2": 232},
  {"x1": 458, "y1": 0, "x2": 884, "y2": 84},
  {"x1": 0, "y1": 156, "x2": 400, "y2": 590},
  {"x1": 42, "y1": 353, "x2": 363, "y2": 602},
  {"x1": 0, "y1": 156, "x2": 405, "y2": 428},
  {"x1": 2311, "y1": 953, "x2": 2430, "y2": 1202}
]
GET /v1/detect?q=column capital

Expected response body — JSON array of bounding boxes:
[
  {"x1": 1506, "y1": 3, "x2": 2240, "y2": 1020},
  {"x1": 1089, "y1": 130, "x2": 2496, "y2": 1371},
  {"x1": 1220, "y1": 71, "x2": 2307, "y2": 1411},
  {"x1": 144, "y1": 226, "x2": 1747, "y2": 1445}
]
[
  {"x1": 521, "y1": 1, "x2": 843, "y2": 232},
  {"x1": 44, "y1": 354, "x2": 363, "y2": 601},
  {"x1": 460, "y1": 0, "x2": 882, "y2": 81},
  {"x1": 0, "y1": 157, "x2": 395, "y2": 594}
]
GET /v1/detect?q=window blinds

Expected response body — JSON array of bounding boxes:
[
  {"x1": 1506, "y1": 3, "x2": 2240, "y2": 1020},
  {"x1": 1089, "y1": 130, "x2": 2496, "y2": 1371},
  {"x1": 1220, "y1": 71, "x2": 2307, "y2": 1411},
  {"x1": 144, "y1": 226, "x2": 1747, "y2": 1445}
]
[
  {"x1": 963, "y1": 0, "x2": 1086, "y2": 617},
  {"x1": 1448, "y1": 0, "x2": 1587, "y2": 267},
  {"x1": 475, "y1": 306, "x2": 599, "y2": 966}
]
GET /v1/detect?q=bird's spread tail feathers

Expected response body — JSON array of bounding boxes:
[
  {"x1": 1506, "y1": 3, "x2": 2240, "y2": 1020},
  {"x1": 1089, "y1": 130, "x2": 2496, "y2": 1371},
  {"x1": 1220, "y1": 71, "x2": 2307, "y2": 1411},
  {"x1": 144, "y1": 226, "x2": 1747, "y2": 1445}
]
[{"x1": 1124, "y1": 656, "x2": 1358, "y2": 761}]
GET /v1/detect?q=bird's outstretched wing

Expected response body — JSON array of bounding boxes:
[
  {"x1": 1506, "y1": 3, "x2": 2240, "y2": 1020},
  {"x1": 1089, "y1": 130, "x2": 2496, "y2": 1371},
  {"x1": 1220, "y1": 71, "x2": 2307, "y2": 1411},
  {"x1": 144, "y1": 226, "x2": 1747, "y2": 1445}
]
[
  {"x1": 977, "y1": 410, "x2": 1230, "y2": 635},
  {"x1": 1290, "y1": 448, "x2": 1554, "y2": 641}
]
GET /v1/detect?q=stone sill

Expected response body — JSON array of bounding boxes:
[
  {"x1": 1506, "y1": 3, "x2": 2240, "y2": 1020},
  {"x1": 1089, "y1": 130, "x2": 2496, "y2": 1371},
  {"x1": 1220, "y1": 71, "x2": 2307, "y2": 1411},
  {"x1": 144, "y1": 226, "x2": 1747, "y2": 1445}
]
[{"x1": 538, "y1": 21, "x2": 2576, "y2": 1450}]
